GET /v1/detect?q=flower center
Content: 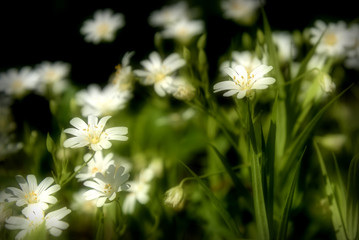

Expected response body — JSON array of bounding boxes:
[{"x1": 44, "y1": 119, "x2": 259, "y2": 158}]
[
  {"x1": 233, "y1": 73, "x2": 254, "y2": 90},
  {"x1": 154, "y1": 72, "x2": 166, "y2": 83},
  {"x1": 44, "y1": 70, "x2": 59, "y2": 83},
  {"x1": 11, "y1": 79, "x2": 23, "y2": 90},
  {"x1": 103, "y1": 183, "x2": 113, "y2": 195},
  {"x1": 89, "y1": 135, "x2": 100, "y2": 144},
  {"x1": 25, "y1": 191, "x2": 39, "y2": 204},
  {"x1": 91, "y1": 167, "x2": 99, "y2": 174},
  {"x1": 97, "y1": 23, "x2": 110, "y2": 37},
  {"x1": 324, "y1": 33, "x2": 338, "y2": 46}
]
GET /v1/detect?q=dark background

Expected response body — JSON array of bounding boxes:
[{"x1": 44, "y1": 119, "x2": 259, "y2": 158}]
[
  {"x1": 0, "y1": 0, "x2": 357, "y2": 134},
  {"x1": 0, "y1": 0, "x2": 358, "y2": 86}
]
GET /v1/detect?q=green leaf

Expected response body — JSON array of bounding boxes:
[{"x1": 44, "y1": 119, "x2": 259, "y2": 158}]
[
  {"x1": 46, "y1": 133, "x2": 55, "y2": 154},
  {"x1": 346, "y1": 155, "x2": 359, "y2": 240},
  {"x1": 209, "y1": 144, "x2": 253, "y2": 212},
  {"x1": 314, "y1": 141, "x2": 347, "y2": 240},
  {"x1": 281, "y1": 84, "x2": 354, "y2": 179},
  {"x1": 180, "y1": 161, "x2": 240, "y2": 237},
  {"x1": 277, "y1": 149, "x2": 304, "y2": 240},
  {"x1": 250, "y1": 149, "x2": 270, "y2": 240}
]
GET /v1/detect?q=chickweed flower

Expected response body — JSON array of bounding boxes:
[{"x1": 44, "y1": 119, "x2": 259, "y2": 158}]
[
  {"x1": 81, "y1": 9, "x2": 125, "y2": 44},
  {"x1": 221, "y1": 0, "x2": 261, "y2": 25},
  {"x1": 134, "y1": 52, "x2": 186, "y2": 97},
  {"x1": 220, "y1": 50, "x2": 263, "y2": 75},
  {"x1": 161, "y1": 19, "x2": 204, "y2": 44},
  {"x1": 309, "y1": 20, "x2": 352, "y2": 57},
  {"x1": 75, "y1": 84, "x2": 131, "y2": 117},
  {"x1": 122, "y1": 168, "x2": 154, "y2": 214},
  {"x1": 75, "y1": 151, "x2": 115, "y2": 182},
  {"x1": 5, "y1": 175, "x2": 60, "y2": 210},
  {"x1": 110, "y1": 51, "x2": 135, "y2": 91},
  {"x1": 63, "y1": 115, "x2": 128, "y2": 151},
  {"x1": 214, "y1": 64, "x2": 275, "y2": 99},
  {"x1": 35, "y1": 61, "x2": 70, "y2": 95},
  {"x1": 0, "y1": 67, "x2": 40, "y2": 98},
  {"x1": 148, "y1": 2, "x2": 189, "y2": 27},
  {"x1": 5, "y1": 206, "x2": 71, "y2": 239},
  {"x1": 83, "y1": 165, "x2": 130, "y2": 207},
  {"x1": 164, "y1": 185, "x2": 184, "y2": 209}
]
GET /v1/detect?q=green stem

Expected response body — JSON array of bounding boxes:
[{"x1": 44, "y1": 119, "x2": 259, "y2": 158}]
[{"x1": 60, "y1": 151, "x2": 95, "y2": 186}]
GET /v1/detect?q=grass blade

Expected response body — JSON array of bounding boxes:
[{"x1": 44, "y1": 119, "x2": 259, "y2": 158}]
[
  {"x1": 250, "y1": 149, "x2": 270, "y2": 240},
  {"x1": 180, "y1": 161, "x2": 241, "y2": 237},
  {"x1": 314, "y1": 141, "x2": 348, "y2": 240},
  {"x1": 277, "y1": 149, "x2": 304, "y2": 240},
  {"x1": 210, "y1": 144, "x2": 253, "y2": 211}
]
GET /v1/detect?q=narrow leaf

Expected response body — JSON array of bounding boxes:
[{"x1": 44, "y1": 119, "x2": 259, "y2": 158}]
[
  {"x1": 277, "y1": 149, "x2": 304, "y2": 240},
  {"x1": 210, "y1": 144, "x2": 253, "y2": 212},
  {"x1": 250, "y1": 149, "x2": 270, "y2": 240},
  {"x1": 180, "y1": 161, "x2": 241, "y2": 237}
]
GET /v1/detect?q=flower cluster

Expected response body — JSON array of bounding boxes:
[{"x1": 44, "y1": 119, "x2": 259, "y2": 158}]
[{"x1": 2, "y1": 175, "x2": 70, "y2": 239}]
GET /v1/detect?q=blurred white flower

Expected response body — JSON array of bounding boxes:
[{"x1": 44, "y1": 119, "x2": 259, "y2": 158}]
[
  {"x1": 70, "y1": 189, "x2": 97, "y2": 214},
  {"x1": 5, "y1": 206, "x2": 71, "y2": 239},
  {"x1": 221, "y1": 0, "x2": 261, "y2": 25},
  {"x1": 134, "y1": 52, "x2": 186, "y2": 97},
  {"x1": 63, "y1": 115, "x2": 128, "y2": 151},
  {"x1": 345, "y1": 24, "x2": 359, "y2": 70},
  {"x1": 0, "y1": 67, "x2": 40, "y2": 98},
  {"x1": 148, "y1": 2, "x2": 189, "y2": 27},
  {"x1": 84, "y1": 165, "x2": 130, "y2": 207},
  {"x1": 75, "y1": 151, "x2": 115, "y2": 182},
  {"x1": 220, "y1": 51, "x2": 263, "y2": 75},
  {"x1": 171, "y1": 77, "x2": 196, "y2": 101},
  {"x1": 81, "y1": 9, "x2": 125, "y2": 44},
  {"x1": 5, "y1": 175, "x2": 60, "y2": 210},
  {"x1": 76, "y1": 84, "x2": 131, "y2": 117},
  {"x1": 35, "y1": 61, "x2": 70, "y2": 95},
  {"x1": 309, "y1": 20, "x2": 352, "y2": 57},
  {"x1": 214, "y1": 64, "x2": 275, "y2": 99},
  {"x1": 161, "y1": 19, "x2": 204, "y2": 44},
  {"x1": 164, "y1": 185, "x2": 184, "y2": 209},
  {"x1": 122, "y1": 168, "x2": 154, "y2": 214},
  {"x1": 44, "y1": 207, "x2": 71, "y2": 237},
  {"x1": 110, "y1": 51, "x2": 135, "y2": 91},
  {"x1": 272, "y1": 31, "x2": 297, "y2": 63}
]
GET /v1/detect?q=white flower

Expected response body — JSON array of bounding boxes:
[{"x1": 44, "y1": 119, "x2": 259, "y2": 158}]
[
  {"x1": 63, "y1": 115, "x2": 128, "y2": 151},
  {"x1": 36, "y1": 61, "x2": 70, "y2": 85},
  {"x1": 309, "y1": 20, "x2": 352, "y2": 57},
  {"x1": 272, "y1": 31, "x2": 297, "y2": 63},
  {"x1": 0, "y1": 67, "x2": 40, "y2": 98},
  {"x1": 161, "y1": 19, "x2": 204, "y2": 44},
  {"x1": 171, "y1": 77, "x2": 196, "y2": 101},
  {"x1": 214, "y1": 64, "x2": 275, "y2": 99},
  {"x1": 134, "y1": 52, "x2": 186, "y2": 97},
  {"x1": 5, "y1": 206, "x2": 44, "y2": 240},
  {"x1": 5, "y1": 175, "x2": 60, "y2": 210},
  {"x1": 221, "y1": 0, "x2": 261, "y2": 25},
  {"x1": 122, "y1": 168, "x2": 153, "y2": 214},
  {"x1": 44, "y1": 207, "x2": 71, "y2": 237},
  {"x1": 220, "y1": 50, "x2": 263, "y2": 75},
  {"x1": 345, "y1": 24, "x2": 359, "y2": 70},
  {"x1": 70, "y1": 189, "x2": 97, "y2": 214},
  {"x1": 75, "y1": 151, "x2": 115, "y2": 182},
  {"x1": 76, "y1": 84, "x2": 131, "y2": 117},
  {"x1": 110, "y1": 51, "x2": 135, "y2": 91},
  {"x1": 81, "y1": 9, "x2": 125, "y2": 44},
  {"x1": 84, "y1": 165, "x2": 130, "y2": 207},
  {"x1": 164, "y1": 185, "x2": 184, "y2": 208},
  {"x1": 35, "y1": 61, "x2": 70, "y2": 95},
  {"x1": 5, "y1": 206, "x2": 71, "y2": 239},
  {"x1": 148, "y1": 2, "x2": 189, "y2": 27}
]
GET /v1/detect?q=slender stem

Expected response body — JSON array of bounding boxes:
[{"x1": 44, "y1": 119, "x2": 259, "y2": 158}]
[{"x1": 60, "y1": 151, "x2": 96, "y2": 186}]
